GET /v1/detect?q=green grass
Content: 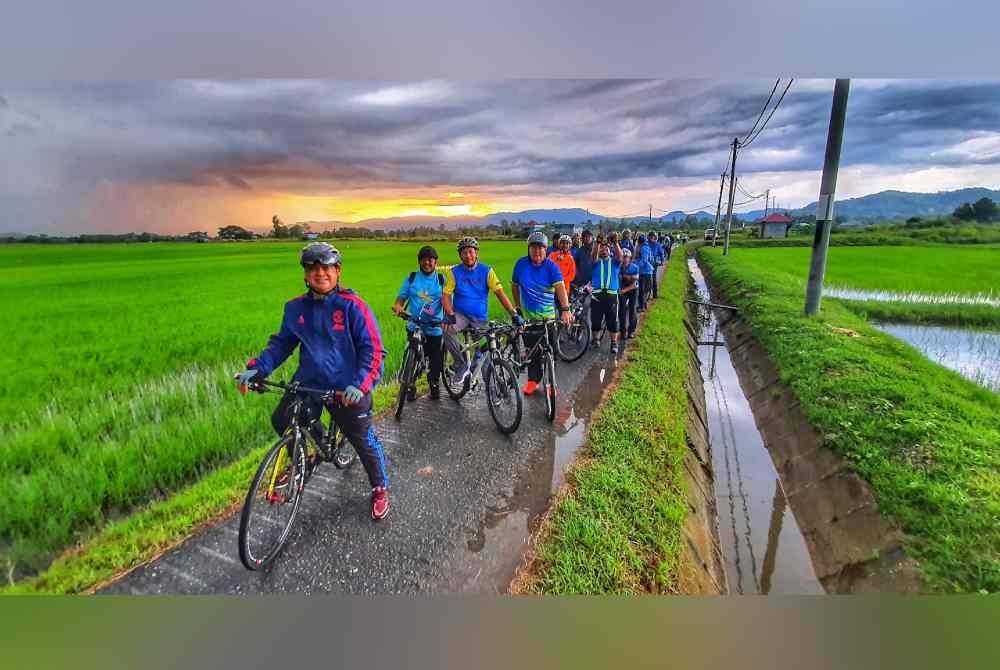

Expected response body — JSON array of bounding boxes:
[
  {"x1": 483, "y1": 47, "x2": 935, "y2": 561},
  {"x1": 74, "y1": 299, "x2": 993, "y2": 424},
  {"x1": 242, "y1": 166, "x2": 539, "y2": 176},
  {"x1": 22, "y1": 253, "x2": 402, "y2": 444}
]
[
  {"x1": 697, "y1": 245, "x2": 1000, "y2": 593},
  {"x1": 524, "y1": 260, "x2": 691, "y2": 594},
  {"x1": 0, "y1": 241, "x2": 525, "y2": 580},
  {"x1": 839, "y1": 300, "x2": 1000, "y2": 329}
]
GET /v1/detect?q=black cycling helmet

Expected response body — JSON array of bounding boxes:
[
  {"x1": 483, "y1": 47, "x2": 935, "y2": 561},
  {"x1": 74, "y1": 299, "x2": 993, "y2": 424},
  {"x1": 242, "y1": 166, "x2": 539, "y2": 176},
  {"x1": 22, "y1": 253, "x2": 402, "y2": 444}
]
[
  {"x1": 457, "y1": 236, "x2": 479, "y2": 253},
  {"x1": 300, "y1": 242, "x2": 341, "y2": 268},
  {"x1": 418, "y1": 245, "x2": 438, "y2": 261}
]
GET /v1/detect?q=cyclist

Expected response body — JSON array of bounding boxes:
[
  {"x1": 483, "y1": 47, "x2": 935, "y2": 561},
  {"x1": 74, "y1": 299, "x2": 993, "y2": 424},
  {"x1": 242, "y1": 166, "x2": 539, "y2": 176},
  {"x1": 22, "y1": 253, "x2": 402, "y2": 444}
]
[
  {"x1": 571, "y1": 232, "x2": 582, "y2": 250},
  {"x1": 589, "y1": 234, "x2": 624, "y2": 354},
  {"x1": 648, "y1": 231, "x2": 665, "y2": 300},
  {"x1": 618, "y1": 248, "x2": 640, "y2": 339},
  {"x1": 547, "y1": 234, "x2": 576, "y2": 292},
  {"x1": 636, "y1": 234, "x2": 654, "y2": 312},
  {"x1": 571, "y1": 229, "x2": 595, "y2": 292},
  {"x1": 620, "y1": 228, "x2": 635, "y2": 253},
  {"x1": 392, "y1": 245, "x2": 445, "y2": 401},
  {"x1": 511, "y1": 231, "x2": 574, "y2": 395},
  {"x1": 236, "y1": 242, "x2": 391, "y2": 521},
  {"x1": 442, "y1": 236, "x2": 521, "y2": 384}
]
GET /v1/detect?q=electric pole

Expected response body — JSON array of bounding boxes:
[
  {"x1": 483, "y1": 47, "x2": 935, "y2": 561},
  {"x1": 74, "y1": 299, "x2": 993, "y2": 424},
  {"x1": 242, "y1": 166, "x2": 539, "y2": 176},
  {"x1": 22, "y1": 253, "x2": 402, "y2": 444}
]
[
  {"x1": 722, "y1": 137, "x2": 738, "y2": 256},
  {"x1": 712, "y1": 171, "x2": 726, "y2": 247},
  {"x1": 805, "y1": 79, "x2": 851, "y2": 316},
  {"x1": 764, "y1": 189, "x2": 770, "y2": 218}
]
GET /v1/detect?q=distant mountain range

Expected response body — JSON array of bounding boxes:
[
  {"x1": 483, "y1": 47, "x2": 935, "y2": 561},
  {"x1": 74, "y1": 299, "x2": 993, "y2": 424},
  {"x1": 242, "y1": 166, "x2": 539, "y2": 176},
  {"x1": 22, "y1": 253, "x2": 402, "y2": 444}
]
[{"x1": 299, "y1": 187, "x2": 1000, "y2": 232}]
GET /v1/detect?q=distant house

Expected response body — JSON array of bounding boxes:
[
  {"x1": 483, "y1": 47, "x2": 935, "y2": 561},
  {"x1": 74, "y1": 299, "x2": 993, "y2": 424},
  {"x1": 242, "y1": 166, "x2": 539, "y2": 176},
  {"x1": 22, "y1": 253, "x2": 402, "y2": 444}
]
[
  {"x1": 553, "y1": 223, "x2": 582, "y2": 237},
  {"x1": 755, "y1": 212, "x2": 794, "y2": 238},
  {"x1": 302, "y1": 231, "x2": 320, "y2": 241}
]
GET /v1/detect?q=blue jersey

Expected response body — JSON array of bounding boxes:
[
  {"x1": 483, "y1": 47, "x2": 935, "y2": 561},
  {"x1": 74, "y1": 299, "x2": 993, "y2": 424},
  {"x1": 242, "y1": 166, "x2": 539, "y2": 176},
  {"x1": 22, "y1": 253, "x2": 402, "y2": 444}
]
[
  {"x1": 397, "y1": 271, "x2": 445, "y2": 336},
  {"x1": 252, "y1": 288, "x2": 386, "y2": 394},
  {"x1": 572, "y1": 245, "x2": 596, "y2": 285},
  {"x1": 649, "y1": 242, "x2": 665, "y2": 265},
  {"x1": 444, "y1": 263, "x2": 502, "y2": 322},
  {"x1": 620, "y1": 261, "x2": 640, "y2": 288},
  {"x1": 620, "y1": 239, "x2": 635, "y2": 253},
  {"x1": 511, "y1": 256, "x2": 563, "y2": 320},
  {"x1": 637, "y1": 244, "x2": 655, "y2": 274},
  {"x1": 591, "y1": 255, "x2": 623, "y2": 293}
]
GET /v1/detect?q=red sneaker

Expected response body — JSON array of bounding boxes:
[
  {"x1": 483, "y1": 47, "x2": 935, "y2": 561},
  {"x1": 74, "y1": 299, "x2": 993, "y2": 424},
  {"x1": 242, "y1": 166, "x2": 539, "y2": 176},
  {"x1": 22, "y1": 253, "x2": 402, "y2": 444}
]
[
  {"x1": 522, "y1": 380, "x2": 539, "y2": 396},
  {"x1": 371, "y1": 486, "x2": 389, "y2": 521}
]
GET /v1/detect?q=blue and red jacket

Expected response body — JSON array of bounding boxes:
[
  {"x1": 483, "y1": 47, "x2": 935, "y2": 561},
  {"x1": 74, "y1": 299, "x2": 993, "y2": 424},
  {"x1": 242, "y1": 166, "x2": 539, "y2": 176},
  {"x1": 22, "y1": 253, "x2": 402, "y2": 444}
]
[{"x1": 249, "y1": 287, "x2": 386, "y2": 394}]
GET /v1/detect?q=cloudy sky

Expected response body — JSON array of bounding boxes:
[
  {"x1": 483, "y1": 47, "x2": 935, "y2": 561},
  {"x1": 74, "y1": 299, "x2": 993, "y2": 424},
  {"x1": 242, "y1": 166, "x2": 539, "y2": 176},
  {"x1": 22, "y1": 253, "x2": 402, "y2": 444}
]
[{"x1": 3, "y1": 79, "x2": 1000, "y2": 234}]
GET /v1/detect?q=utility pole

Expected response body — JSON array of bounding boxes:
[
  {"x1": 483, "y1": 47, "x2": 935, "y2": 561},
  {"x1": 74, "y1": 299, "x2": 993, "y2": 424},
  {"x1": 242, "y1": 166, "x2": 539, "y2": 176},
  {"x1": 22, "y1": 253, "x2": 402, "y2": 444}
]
[
  {"x1": 712, "y1": 171, "x2": 726, "y2": 247},
  {"x1": 722, "y1": 137, "x2": 738, "y2": 255},
  {"x1": 648, "y1": 204, "x2": 653, "y2": 225},
  {"x1": 764, "y1": 189, "x2": 770, "y2": 217},
  {"x1": 805, "y1": 79, "x2": 850, "y2": 316}
]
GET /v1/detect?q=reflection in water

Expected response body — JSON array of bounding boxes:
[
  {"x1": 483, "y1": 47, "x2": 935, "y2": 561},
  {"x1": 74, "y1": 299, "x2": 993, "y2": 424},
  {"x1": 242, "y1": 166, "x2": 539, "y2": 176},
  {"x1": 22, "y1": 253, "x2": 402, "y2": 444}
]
[
  {"x1": 461, "y1": 358, "x2": 613, "y2": 592},
  {"x1": 690, "y1": 258, "x2": 824, "y2": 595},
  {"x1": 825, "y1": 286, "x2": 1000, "y2": 308},
  {"x1": 874, "y1": 322, "x2": 1000, "y2": 393}
]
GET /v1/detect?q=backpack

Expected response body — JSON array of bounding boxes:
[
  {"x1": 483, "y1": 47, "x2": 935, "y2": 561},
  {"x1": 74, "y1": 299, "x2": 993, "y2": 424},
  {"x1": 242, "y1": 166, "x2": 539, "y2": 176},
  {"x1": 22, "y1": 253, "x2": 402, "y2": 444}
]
[{"x1": 408, "y1": 271, "x2": 445, "y2": 287}]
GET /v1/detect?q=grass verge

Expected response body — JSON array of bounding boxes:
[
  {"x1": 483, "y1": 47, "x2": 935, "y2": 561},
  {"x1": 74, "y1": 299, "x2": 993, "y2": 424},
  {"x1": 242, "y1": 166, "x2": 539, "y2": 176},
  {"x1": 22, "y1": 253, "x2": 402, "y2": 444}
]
[
  {"x1": 515, "y1": 260, "x2": 692, "y2": 594},
  {"x1": 836, "y1": 299, "x2": 1000, "y2": 329},
  {"x1": 1, "y1": 384, "x2": 397, "y2": 595},
  {"x1": 697, "y1": 246, "x2": 1000, "y2": 593}
]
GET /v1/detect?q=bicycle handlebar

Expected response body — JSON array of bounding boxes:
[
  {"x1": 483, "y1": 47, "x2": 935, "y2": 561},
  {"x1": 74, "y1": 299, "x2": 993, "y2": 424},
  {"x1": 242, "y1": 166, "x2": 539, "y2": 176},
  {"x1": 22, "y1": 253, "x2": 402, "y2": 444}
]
[
  {"x1": 234, "y1": 375, "x2": 344, "y2": 401},
  {"x1": 395, "y1": 312, "x2": 444, "y2": 326}
]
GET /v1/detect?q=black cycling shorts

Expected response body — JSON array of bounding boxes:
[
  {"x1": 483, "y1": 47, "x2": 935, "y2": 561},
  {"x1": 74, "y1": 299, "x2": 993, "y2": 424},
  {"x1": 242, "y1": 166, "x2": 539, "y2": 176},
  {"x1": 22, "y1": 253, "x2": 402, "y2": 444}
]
[{"x1": 590, "y1": 291, "x2": 619, "y2": 333}]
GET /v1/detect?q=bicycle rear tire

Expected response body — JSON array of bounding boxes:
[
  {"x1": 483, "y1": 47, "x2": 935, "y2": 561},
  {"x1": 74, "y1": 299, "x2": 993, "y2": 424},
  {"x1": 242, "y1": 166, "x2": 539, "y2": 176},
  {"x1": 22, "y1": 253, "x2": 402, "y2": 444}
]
[
  {"x1": 441, "y1": 346, "x2": 470, "y2": 401},
  {"x1": 485, "y1": 356, "x2": 523, "y2": 434},
  {"x1": 557, "y1": 315, "x2": 591, "y2": 363},
  {"x1": 238, "y1": 435, "x2": 305, "y2": 570}
]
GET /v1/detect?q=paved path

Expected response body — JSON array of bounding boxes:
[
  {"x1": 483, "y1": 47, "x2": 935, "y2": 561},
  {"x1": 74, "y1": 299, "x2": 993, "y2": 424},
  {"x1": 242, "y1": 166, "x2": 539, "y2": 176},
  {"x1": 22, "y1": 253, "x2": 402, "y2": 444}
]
[{"x1": 100, "y1": 345, "x2": 623, "y2": 595}]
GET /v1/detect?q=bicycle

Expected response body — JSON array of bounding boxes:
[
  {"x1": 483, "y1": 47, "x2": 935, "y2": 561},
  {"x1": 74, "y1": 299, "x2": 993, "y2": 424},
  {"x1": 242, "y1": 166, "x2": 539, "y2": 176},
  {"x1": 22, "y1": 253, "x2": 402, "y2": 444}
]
[
  {"x1": 394, "y1": 312, "x2": 443, "y2": 420},
  {"x1": 234, "y1": 377, "x2": 354, "y2": 570},
  {"x1": 556, "y1": 285, "x2": 592, "y2": 363},
  {"x1": 505, "y1": 319, "x2": 559, "y2": 422},
  {"x1": 441, "y1": 320, "x2": 523, "y2": 434}
]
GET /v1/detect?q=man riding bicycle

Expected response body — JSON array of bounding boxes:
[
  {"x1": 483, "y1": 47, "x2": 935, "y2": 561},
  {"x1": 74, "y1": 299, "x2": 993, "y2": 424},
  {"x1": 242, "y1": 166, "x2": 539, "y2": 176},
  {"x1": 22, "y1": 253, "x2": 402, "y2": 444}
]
[
  {"x1": 236, "y1": 242, "x2": 392, "y2": 521},
  {"x1": 442, "y1": 237, "x2": 522, "y2": 384},
  {"x1": 392, "y1": 245, "x2": 445, "y2": 401},
  {"x1": 511, "y1": 231, "x2": 574, "y2": 396}
]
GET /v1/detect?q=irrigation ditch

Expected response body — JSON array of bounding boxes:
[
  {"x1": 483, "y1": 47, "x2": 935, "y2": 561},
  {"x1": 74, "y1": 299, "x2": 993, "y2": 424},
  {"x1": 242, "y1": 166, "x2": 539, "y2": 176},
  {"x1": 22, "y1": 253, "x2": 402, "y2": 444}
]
[{"x1": 687, "y1": 255, "x2": 925, "y2": 594}]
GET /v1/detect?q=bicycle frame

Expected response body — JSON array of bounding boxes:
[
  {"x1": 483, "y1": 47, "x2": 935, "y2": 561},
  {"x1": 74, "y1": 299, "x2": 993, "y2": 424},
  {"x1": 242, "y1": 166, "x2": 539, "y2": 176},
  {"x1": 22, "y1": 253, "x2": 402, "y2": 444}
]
[
  {"x1": 452, "y1": 322, "x2": 515, "y2": 386},
  {"x1": 510, "y1": 320, "x2": 558, "y2": 370}
]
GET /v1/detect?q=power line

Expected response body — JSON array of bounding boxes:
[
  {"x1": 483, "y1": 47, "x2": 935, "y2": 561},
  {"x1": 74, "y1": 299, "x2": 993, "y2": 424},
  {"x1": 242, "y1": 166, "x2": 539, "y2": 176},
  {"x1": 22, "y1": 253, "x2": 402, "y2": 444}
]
[
  {"x1": 742, "y1": 79, "x2": 794, "y2": 148},
  {"x1": 741, "y1": 78, "x2": 781, "y2": 144}
]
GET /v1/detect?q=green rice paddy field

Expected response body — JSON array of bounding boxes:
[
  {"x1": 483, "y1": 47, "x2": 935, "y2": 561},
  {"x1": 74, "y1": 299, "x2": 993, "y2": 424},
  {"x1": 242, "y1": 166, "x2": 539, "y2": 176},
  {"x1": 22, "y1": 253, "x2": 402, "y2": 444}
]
[
  {"x1": 730, "y1": 245, "x2": 998, "y2": 296},
  {"x1": 0, "y1": 240, "x2": 525, "y2": 577}
]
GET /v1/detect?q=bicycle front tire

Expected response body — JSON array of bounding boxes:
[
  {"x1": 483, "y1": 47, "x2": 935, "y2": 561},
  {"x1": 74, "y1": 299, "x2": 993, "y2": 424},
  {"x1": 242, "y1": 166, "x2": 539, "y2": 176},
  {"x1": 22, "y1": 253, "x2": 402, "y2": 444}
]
[
  {"x1": 238, "y1": 435, "x2": 305, "y2": 570},
  {"x1": 485, "y1": 356, "x2": 523, "y2": 434},
  {"x1": 395, "y1": 348, "x2": 417, "y2": 420},
  {"x1": 543, "y1": 352, "x2": 557, "y2": 422}
]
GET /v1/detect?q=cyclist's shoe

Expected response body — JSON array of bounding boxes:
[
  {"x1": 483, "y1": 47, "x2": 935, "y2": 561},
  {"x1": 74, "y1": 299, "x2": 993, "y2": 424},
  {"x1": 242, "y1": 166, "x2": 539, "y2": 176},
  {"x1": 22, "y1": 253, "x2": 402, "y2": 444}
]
[
  {"x1": 371, "y1": 486, "x2": 390, "y2": 521},
  {"x1": 454, "y1": 365, "x2": 470, "y2": 386},
  {"x1": 429, "y1": 382, "x2": 441, "y2": 400},
  {"x1": 406, "y1": 385, "x2": 417, "y2": 402},
  {"x1": 610, "y1": 343, "x2": 619, "y2": 354},
  {"x1": 522, "y1": 380, "x2": 539, "y2": 396}
]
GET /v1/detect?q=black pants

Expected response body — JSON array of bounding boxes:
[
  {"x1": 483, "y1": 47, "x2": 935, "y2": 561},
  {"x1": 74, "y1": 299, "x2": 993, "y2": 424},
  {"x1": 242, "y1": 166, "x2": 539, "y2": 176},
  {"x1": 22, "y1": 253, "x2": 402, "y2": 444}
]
[
  {"x1": 523, "y1": 324, "x2": 554, "y2": 382},
  {"x1": 651, "y1": 264, "x2": 660, "y2": 298},
  {"x1": 590, "y1": 291, "x2": 619, "y2": 333},
  {"x1": 618, "y1": 288, "x2": 638, "y2": 336},
  {"x1": 423, "y1": 333, "x2": 443, "y2": 384},
  {"x1": 271, "y1": 391, "x2": 389, "y2": 489},
  {"x1": 638, "y1": 274, "x2": 653, "y2": 310}
]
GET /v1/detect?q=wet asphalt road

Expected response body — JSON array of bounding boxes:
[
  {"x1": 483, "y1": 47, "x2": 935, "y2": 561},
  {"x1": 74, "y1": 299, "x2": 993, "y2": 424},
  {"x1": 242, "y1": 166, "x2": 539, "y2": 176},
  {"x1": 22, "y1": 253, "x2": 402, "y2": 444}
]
[{"x1": 99, "y1": 344, "x2": 622, "y2": 595}]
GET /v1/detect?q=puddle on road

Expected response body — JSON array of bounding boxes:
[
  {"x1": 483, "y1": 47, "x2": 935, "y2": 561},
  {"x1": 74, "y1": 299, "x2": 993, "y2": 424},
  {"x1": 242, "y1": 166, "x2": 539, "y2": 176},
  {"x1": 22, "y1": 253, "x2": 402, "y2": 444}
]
[
  {"x1": 689, "y1": 258, "x2": 824, "y2": 595},
  {"x1": 462, "y1": 358, "x2": 614, "y2": 593},
  {"x1": 873, "y1": 321, "x2": 1000, "y2": 393}
]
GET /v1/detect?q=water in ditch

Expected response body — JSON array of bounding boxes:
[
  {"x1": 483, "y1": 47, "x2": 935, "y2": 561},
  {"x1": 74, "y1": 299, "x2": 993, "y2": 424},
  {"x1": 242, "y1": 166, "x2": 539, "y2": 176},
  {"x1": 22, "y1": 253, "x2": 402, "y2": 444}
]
[
  {"x1": 689, "y1": 258, "x2": 824, "y2": 594},
  {"x1": 873, "y1": 321, "x2": 1000, "y2": 393}
]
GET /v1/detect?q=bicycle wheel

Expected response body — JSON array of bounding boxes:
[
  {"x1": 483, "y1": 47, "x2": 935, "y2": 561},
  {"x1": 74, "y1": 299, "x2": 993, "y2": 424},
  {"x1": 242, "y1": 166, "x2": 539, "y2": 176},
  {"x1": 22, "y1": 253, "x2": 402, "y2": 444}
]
[
  {"x1": 542, "y1": 353, "x2": 557, "y2": 422},
  {"x1": 395, "y1": 347, "x2": 416, "y2": 420},
  {"x1": 484, "y1": 355, "x2": 523, "y2": 434},
  {"x1": 238, "y1": 434, "x2": 305, "y2": 570},
  {"x1": 557, "y1": 315, "x2": 591, "y2": 362},
  {"x1": 441, "y1": 345, "x2": 470, "y2": 401}
]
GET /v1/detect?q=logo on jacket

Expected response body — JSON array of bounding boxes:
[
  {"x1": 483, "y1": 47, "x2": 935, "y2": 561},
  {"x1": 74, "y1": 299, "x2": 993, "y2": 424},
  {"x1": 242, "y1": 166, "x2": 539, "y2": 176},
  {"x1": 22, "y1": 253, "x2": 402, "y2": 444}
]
[
  {"x1": 332, "y1": 309, "x2": 346, "y2": 331},
  {"x1": 296, "y1": 314, "x2": 305, "y2": 325}
]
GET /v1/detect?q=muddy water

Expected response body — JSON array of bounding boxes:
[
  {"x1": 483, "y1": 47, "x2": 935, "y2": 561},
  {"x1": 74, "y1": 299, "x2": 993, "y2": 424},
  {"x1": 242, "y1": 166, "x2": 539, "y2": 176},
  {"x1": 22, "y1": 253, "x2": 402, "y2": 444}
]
[
  {"x1": 462, "y1": 357, "x2": 617, "y2": 593},
  {"x1": 689, "y1": 258, "x2": 824, "y2": 594},
  {"x1": 874, "y1": 322, "x2": 1000, "y2": 393}
]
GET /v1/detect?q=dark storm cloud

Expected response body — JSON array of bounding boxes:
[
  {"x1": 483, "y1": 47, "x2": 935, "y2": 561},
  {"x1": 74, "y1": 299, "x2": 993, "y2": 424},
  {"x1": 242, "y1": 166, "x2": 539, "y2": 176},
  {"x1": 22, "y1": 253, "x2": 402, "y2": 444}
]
[{"x1": 3, "y1": 79, "x2": 1000, "y2": 198}]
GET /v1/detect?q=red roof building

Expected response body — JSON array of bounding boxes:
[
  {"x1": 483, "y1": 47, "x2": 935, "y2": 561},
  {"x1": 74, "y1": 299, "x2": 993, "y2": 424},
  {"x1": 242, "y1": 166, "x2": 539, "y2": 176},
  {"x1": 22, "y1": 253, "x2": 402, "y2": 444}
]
[{"x1": 755, "y1": 212, "x2": 794, "y2": 238}]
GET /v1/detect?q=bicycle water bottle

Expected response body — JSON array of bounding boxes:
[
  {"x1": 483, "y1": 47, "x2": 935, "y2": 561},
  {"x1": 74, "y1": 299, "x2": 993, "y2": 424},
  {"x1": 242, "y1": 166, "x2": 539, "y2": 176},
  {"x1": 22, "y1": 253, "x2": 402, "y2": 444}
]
[{"x1": 473, "y1": 349, "x2": 484, "y2": 367}]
